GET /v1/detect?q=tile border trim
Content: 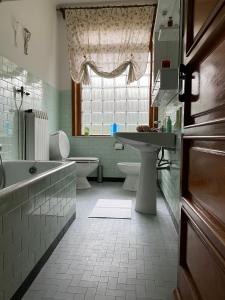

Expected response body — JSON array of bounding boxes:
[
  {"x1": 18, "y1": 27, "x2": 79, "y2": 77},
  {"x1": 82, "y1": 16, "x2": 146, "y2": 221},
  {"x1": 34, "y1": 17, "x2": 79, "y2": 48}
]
[
  {"x1": 87, "y1": 177, "x2": 125, "y2": 182},
  {"x1": 158, "y1": 183, "x2": 179, "y2": 233},
  {"x1": 11, "y1": 212, "x2": 76, "y2": 300}
]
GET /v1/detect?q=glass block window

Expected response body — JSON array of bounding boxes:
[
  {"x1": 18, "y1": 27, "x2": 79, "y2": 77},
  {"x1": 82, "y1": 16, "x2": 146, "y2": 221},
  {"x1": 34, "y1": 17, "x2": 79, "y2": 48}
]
[{"x1": 81, "y1": 58, "x2": 150, "y2": 135}]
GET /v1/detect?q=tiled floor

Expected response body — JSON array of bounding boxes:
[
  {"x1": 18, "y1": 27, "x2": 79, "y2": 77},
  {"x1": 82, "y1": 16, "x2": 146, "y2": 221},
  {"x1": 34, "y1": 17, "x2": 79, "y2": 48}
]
[{"x1": 23, "y1": 182, "x2": 178, "y2": 300}]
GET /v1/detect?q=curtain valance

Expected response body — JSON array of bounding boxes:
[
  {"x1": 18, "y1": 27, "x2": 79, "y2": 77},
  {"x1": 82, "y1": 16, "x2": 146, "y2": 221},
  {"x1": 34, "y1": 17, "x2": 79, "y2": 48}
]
[{"x1": 65, "y1": 6, "x2": 155, "y2": 85}]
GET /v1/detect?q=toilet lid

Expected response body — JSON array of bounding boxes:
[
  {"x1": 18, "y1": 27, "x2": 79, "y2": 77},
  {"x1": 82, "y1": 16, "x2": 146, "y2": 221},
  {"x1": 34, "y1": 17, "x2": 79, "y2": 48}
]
[
  {"x1": 67, "y1": 157, "x2": 99, "y2": 163},
  {"x1": 49, "y1": 130, "x2": 70, "y2": 160},
  {"x1": 58, "y1": 131, "x2": 70, "y2": 159}
]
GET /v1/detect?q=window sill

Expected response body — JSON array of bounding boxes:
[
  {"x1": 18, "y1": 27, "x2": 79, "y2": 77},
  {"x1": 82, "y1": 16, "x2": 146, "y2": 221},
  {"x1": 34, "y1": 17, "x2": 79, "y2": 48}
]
[{"x1": 72, "y1": 135, "x2": 115, "y2": 138}]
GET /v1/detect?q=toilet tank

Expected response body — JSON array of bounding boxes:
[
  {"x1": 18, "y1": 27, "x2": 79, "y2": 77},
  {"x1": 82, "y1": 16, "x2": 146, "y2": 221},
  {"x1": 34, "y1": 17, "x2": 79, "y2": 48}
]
[{"x1": 49, "y1": 131, "x2": 70, "y2": 160}]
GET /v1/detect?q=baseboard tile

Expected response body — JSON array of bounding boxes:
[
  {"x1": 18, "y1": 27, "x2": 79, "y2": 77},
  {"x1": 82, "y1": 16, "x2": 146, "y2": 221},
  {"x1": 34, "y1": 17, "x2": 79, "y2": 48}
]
[
  {"x1": 87, "y1": 177, "x2": 125, "y2": 182},
  {"x1": 158, "y1": 183, "x2": 179, "y2": 233}
]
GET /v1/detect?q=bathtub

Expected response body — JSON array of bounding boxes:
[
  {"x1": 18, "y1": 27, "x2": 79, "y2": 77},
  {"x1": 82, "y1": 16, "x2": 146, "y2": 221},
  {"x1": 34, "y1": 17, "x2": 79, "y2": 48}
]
[
  {"x1": 1, "y1": 160, "x2": 69, "y2": 188},
  {"x1": 0, "y1": 160, "x2": 76, "y2": 300}
]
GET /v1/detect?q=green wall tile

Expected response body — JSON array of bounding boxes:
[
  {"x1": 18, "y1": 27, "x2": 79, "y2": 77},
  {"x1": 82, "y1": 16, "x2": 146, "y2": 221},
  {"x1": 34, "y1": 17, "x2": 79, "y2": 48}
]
[
  {"x1": 158, "y1": 97, "x2": 182, "y2": 223},
  {"x1": 58, "y1": 91, "x2": 141, "y2": 178}
]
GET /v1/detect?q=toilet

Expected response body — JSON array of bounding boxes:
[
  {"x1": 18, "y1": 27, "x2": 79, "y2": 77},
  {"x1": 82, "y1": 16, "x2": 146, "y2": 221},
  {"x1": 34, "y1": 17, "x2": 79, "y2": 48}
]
[
  {"x1": 49, "y1": 131, "x2": 99, "y2": 189},
  {"x1": 117, "y1": 162, "x2": 141, "y2": 192}
]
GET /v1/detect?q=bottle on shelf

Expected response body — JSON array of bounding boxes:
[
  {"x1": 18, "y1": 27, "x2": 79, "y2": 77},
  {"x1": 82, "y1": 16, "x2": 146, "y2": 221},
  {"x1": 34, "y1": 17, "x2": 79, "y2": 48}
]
[
  {"x1": 84, "y1": 127, "x2": 89, "y2": 136},
  {"x1": 166, "y1": 116, "x2": 172, "y2": 133},
  {"x1": 168, "y1": 16, "x2": 173, "y2": 27},
  {"x1": 173, "y1": 108, "x2": 181, "y2": 131},
  {"x1": 110, "y1": 123, "x2": 118, "y2": 136}
]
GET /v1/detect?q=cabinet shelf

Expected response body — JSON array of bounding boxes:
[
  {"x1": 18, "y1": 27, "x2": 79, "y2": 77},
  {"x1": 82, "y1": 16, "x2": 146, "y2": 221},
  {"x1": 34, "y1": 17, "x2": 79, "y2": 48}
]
[
  {"x1": 158, "y1": 25, "x2": 179, "y2": 41},
  {"x1": 151, "y1": 68, "x2": 178, "y2": 107}
]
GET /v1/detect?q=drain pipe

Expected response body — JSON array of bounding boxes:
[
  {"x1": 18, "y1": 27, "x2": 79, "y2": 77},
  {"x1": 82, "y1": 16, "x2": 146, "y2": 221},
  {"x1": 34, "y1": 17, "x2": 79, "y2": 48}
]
[{"x1": 157, "y1": 147, "x2": 171, "y2": 170}]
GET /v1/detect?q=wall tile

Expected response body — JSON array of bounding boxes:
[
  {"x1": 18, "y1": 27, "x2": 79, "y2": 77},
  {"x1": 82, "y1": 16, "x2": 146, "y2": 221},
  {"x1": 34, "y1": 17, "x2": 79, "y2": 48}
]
[
  {"x1": 158, "y1": 96, "x2": 182, "y2": 223},
  {"x1": 0, "y1": 163, "x2": 76, "y2": 299},
  {"x1": 59, "y1": 90, "x2": 141, "y2": 177},
  {"x1": 0, "y1": 55, "x2": 60, "y2": 160}
]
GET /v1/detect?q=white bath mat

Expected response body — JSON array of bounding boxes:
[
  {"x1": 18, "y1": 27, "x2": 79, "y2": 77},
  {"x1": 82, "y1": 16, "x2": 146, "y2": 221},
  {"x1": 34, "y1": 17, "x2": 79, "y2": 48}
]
[{"x1": 89, "y1": 199, "x2": 132, "y2": 219}]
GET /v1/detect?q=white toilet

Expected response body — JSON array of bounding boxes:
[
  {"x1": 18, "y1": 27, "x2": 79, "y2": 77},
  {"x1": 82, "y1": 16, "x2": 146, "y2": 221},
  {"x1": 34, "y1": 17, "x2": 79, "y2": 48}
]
[
  {"x1": 49, "y1": 131, "x2": 99, "y2": 189},
  {"x1": 117, "y1": 162, "x2": 141, "y2": 192}
]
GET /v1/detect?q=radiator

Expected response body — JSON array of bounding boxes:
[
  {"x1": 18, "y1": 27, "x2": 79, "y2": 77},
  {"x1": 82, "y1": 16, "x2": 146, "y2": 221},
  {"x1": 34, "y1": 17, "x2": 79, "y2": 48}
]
[{"x1": 25, "y1": 110, "x2": 49, "y2": 160}]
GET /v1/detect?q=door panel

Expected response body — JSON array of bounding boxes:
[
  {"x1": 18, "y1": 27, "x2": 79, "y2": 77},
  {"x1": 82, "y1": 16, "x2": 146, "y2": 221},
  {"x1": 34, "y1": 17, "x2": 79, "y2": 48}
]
[
  {"x1": 185, "y1": 0, "x2": 225, "y2": 57},
  {"x1": 189, "y1": 37, "x2": 225, "y2": 121},
  {"x1": 175, "y1": 1, "x2": 225, "y2": 299},
  {"x1": 186, "y1": 222, "x2": 225, "y2": 300},
  {"x1": 193, "y1": 0, "x2": 219, "y2": 37},
  {"x1": 177, "y1": 208, "x2": 225, "y2": 300},
  {"x1": 177, "y1": 267, "x2": 199, "y2": 300},
  {"x1": 188, "y1": 140, "x2": 225, "y2": 226}
]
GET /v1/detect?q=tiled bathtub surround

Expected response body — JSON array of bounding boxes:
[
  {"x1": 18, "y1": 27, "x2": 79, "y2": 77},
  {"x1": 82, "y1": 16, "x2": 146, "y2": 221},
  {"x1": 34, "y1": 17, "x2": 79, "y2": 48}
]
[
  {"x1": 0, "y1": 55, "x2": 60, "y2": 160},
  {"x1": 0, "y1": 161, "x2": 76, "y2": 300}
]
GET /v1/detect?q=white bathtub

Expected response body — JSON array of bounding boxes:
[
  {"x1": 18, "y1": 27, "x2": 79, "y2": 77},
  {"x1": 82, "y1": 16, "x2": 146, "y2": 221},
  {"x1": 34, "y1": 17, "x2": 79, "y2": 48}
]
[
  {"x1": 0, "y1": 160, "x2": 77, "y2": 300},
  {"x1": 2, "y1": 160, "x2": 68, "y2": 188}
]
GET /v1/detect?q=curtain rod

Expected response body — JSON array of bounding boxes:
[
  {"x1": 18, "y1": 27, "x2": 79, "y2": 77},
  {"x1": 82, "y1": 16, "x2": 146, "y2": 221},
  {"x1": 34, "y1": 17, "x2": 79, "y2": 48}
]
[{"x1": 57, "y1": 4, "x2": 156, "y2": 19}]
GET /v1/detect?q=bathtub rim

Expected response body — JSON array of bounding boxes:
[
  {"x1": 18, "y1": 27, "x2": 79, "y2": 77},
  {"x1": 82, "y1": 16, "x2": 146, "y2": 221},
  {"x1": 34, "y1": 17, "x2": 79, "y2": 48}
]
[{"x1": 0, "y1": 160, "x2": 76, "y2": 199}]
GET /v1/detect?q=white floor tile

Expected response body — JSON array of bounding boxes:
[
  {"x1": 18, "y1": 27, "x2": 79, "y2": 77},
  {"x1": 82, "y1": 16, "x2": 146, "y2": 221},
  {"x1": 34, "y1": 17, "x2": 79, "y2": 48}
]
[
  {"x1": 96, "y1": 199, "x2": 132, "y2": 208},
  {"x1": 22, "y1": 182, "x2": 178, "y2": 300}
]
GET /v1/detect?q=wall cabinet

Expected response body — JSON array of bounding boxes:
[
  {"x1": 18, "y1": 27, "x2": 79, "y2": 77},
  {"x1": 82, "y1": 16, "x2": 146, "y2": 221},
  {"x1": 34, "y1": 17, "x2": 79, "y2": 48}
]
[{"x1": 152, "y1": 68, "x2": 178, "y2": 107}]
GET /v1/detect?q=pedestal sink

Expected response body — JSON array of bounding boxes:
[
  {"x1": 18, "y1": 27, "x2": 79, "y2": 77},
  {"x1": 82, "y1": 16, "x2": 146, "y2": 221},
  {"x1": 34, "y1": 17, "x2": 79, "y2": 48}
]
[{"x1": 115, "y1": 132, "x2": 176, "y2": 215}]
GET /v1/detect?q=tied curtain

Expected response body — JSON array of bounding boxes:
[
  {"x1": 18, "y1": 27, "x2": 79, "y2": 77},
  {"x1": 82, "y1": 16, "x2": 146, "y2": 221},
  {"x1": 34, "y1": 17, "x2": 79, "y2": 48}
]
[{"x1": 65, "y1": 6, "x2": 155, "y2": 85}]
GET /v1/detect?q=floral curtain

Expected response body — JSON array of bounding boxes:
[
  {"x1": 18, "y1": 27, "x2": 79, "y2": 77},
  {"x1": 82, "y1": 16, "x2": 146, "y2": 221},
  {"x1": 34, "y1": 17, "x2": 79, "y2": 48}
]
[{"x1": 65, "y1": 6, "x2": 155, "y2": 85}]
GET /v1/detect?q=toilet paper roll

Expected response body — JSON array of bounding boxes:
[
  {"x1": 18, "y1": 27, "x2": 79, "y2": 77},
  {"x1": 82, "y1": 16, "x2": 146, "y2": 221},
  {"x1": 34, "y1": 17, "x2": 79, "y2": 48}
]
[{"x1": 114, "y1": 142, "x2": 124, "y2": 150}]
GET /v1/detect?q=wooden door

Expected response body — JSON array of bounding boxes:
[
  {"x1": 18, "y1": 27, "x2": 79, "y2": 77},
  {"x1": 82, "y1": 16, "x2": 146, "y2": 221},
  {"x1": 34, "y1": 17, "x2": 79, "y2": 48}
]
[{"x1": 174, "y1": 1, "x2": 225, "y2": 299}]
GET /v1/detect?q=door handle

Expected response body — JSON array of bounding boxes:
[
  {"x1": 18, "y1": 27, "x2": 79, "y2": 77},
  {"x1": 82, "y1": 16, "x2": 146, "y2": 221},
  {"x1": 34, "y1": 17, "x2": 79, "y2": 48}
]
[
  {"x1": 179, "y1": 64, "x2": 188, "y2": 102},
  {"x1": 179, "y1": 64, "x2": 198, "y2": 102}
]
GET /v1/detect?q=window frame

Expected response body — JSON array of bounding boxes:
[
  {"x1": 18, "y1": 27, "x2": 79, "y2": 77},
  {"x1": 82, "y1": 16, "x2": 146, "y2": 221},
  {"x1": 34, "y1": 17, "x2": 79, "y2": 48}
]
[
  {"x1": 71, "y1": 11, "x2": 158, "y2": 136},
  {"x1": 71, "y1": 60, "x2": 157, "y2": 137},
  {"x1": 71, "y1": 5, "x2": 158, "y2": 136}
]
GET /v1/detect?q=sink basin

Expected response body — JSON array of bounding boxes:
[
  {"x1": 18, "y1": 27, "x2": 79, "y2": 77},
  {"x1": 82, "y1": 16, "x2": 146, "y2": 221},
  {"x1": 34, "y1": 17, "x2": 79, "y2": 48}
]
[
  {"x1": 115, "y1": 132, "x2": 175, "y2": 151},
  {"x1": 115, "y1": 132, "x2": 176, "y2": 214}
]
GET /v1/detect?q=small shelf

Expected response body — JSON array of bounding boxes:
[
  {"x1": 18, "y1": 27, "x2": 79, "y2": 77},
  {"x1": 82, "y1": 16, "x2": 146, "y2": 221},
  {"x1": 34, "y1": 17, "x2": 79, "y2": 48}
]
[
  {"x1": 158, "y1": 25, "x2": 179, "y2": 41},
  {"x1": 152, "y1": 68, "x2": 178, "y2": 107}
]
